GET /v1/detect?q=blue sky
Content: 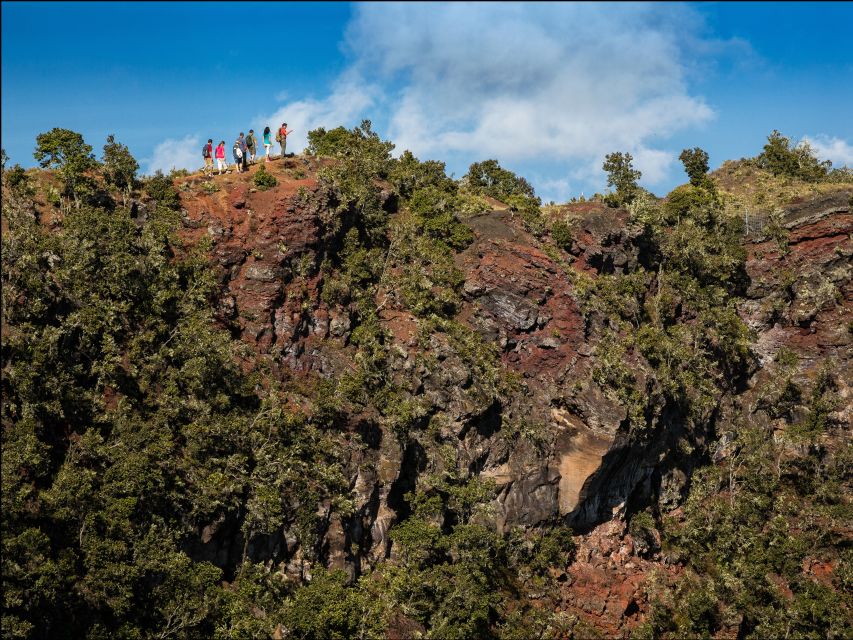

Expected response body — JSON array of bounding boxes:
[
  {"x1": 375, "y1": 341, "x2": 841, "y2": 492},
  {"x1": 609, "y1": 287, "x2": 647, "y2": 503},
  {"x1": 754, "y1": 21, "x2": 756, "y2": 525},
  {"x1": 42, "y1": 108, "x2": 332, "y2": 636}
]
[{"x1": 3, "y1": 2, "x2": 852, "y2": 201}]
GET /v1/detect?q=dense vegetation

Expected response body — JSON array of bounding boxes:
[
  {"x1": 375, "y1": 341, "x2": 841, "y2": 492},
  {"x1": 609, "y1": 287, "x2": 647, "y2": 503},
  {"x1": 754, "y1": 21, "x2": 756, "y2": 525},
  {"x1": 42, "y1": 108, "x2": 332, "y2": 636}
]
[
  {"x1": 642, "y1": 370, "x2": 851, "y2": 639},
  {"x1": 1, "y1": 126, "x2": 565, "y2": 638},
  {"x1": 2, "y1": 128, "x2": 850, "y2": 638},
  {"x1": 578, "y1": 139, "x2": 852, "y2": 638}
]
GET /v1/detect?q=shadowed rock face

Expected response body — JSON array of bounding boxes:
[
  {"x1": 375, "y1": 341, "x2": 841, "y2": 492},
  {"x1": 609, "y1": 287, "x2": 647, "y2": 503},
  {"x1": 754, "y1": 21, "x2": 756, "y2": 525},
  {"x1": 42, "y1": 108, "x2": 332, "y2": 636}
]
[
  {"x1": 545, "y1": 202, "x2": 641, "y2": 274},
  {"x1": 175, "y1": 164, "x2": 852, "y2": 627}
]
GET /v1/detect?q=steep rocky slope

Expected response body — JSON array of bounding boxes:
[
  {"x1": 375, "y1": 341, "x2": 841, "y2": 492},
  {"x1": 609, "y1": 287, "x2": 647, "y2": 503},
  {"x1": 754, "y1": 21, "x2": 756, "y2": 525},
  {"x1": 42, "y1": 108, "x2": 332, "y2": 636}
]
[
  {"x1": 554, "y1": 184, "x2": 852, "y2": 636},
  {"x1": 3, "y1": 135, "x2": 850, "y2": 638},
  {"x1": 171, "y1": 157, "x2": 851, "y2": 630},
  {"x1": 174, "y1": 164, "x2": 643, "y2": 553}
]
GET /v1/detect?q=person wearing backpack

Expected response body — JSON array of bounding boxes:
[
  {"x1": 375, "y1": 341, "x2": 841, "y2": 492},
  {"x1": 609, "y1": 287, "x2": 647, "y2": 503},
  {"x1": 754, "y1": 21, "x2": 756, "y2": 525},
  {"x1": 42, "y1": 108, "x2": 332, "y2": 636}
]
[
  {"x1": 215, "y1": 140, "x2": 227, "y2": 174},
  {"x1": 202, "y1": 139, "x2": 214, "y2": 177},
  {"x1": 263, "y1": 126, "x2": 272, "y2": 162},
  {"x1": 276, "y1": 122, "x2": 293, "y2": 160},
  {"x1": 246, "y1": 129, "x2": 257, "y2": 165},
  {"x1": 238, "y1": 132, "x2": 249, "y2": 171},
  {"x1": 233, "y1": 138, "x2": 244, "y2": 173}
]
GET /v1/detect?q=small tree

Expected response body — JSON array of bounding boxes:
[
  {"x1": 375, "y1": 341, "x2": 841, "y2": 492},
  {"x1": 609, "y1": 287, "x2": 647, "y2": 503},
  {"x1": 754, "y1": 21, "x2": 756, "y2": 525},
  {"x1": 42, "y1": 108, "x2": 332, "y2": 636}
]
[
  {"x1": 102, "y1": 134, "x2": 139, "y2": 205},
  {"x1": 756, "y1": 130, "x2": 831, "y2": 182},
  {"x1": 602, "y1": 151, "x2": 641, "y2": 206},
  {"x1": 463, "y1": 159, "x2": 537, "y2": 202},
  {"x1": 144, "y1": 170, "x2": 181, "y2": 211},
  {"x1": 307, "y1": 119, "x2": 395, "y2": 178},
  {"x1": 679, "y1": 147, "x2": 710, "y2": 186},
  {"x1": 0, "y1": 148, "x2": 34, "y2": 197},
  {"x1": 33, "y1": 128, "x2": 97, "y2": 209}
]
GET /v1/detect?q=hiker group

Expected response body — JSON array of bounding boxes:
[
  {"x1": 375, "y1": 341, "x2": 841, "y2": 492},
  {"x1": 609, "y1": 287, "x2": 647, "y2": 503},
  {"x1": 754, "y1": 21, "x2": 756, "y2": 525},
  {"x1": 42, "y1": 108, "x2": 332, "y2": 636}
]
[{"x1": 201, "y1": 123, "x2": 294, "y2": 176}]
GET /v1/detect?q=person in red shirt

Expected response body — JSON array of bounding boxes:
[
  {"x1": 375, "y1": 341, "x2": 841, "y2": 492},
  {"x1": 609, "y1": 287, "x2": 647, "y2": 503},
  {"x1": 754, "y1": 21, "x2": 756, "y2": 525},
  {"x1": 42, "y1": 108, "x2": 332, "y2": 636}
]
[{"x1": 276, "y1": 122, "x2": 293, "y2": 160}]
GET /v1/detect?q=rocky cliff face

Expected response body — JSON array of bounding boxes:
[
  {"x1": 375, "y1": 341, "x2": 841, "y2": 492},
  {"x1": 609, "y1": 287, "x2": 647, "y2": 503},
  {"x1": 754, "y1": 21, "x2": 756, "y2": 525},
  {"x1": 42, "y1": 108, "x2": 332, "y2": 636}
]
[
  {"x1": 556, "y1": 188, "x2": 853, "y2": 635},
  {"x1": 172, "y1": 158, "x2": 851, "y2": 631}
]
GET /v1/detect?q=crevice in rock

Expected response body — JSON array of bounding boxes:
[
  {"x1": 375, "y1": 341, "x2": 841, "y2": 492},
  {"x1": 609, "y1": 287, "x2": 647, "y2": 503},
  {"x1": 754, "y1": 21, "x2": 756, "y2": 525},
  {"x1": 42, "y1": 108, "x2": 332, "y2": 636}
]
[{"x1": 387, "y1": 439, "x2": 427, "y2": 523}]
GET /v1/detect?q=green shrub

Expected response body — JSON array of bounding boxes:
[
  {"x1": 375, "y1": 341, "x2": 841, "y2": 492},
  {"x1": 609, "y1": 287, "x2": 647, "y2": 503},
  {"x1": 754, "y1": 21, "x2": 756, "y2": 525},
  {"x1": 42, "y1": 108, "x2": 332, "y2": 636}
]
[
  {"x1": 45, "y1": 184, "x2": 62, "y2": 207},
  {"x1": 143, "y1": 170, "x2": 181, "y2": 210},
  {"x1": 579, "y1": 169, "x2": 754, "y2": 447},
  {"x1": 529, "y1": 527, "x2": 576, "y2": 575},
  {"x1": 790, "y1": 366, "x2": 838, "y2": 439},
  {"x1": 252, "y1": 164, "x2": 277, "y2": 190},
  {"x1": 462, "y1": 159, "x2": 544, "y2": 233},
  {"x1": 389, "y1": 149, "x2": 456, "y2": 199},
  {"x1": 551, "y1": 219, "x2": 573, "y2": 251},
  {"x1": 1, "y1": 180, "x2": 362, "y2": 637},
  {"x1": 397, "y1": 233, "x2": 466, "y2": 318},
  {"x1": 662, "y1": 183, "x2": 719, "y2": 223},
  {"x1": 456, "y1": 192, "x2": 492, "y2": 217},
  {"x1": 407, "y1": 185, "x2": 474, "y2": 250},
  {"x1": 307, "y1": 119, "x2": 394, "y2": 178},
  {"x1": 464, "y1": 159, "x2": 537, "y2": 202},
  {"x1": 657, "y1": 407, "x2": 853, "y2": 639},
  {"x1": 200, "y1": 180, "x2": 219, "y2": 194},
  {"x1": 380, "y1": 484, "x2": 510, "y2": 638},
  {"x1": 756, "y1": 130, "x2": 831, "y2": 182},
  {"x1": 774, "y1": 346, "x2": 799, "y2": 367},
  {"x1": 653, "y1": 184, "x2": 747, "y2": 292},
  {"x1": 280, "y1": 569, "x2": 386, "y2": 640},
  {"x1": 628, "y1": 511, "x2": 659, "y2": 556},
  {"x1": 3, "y1": 163, "x2": 35, "y2": 197}
]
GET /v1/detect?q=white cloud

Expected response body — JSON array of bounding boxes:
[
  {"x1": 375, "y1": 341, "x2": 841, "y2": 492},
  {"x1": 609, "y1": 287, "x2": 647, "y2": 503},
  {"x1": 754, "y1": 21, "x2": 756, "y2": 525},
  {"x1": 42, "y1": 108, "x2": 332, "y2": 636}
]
[
  {"x1": 537, "y1": 177, "x2": 573, "y2": 204},
  {"x1": 631, "y1": 147, "x2": 677, "y2": 185},
  {"x1": 145, "y1": 135, "x2": 202, "y2": 175},
  {"x1": 262, "y1": 3, "x2": 730, "y2": 194},
  {"x1": 801, "y1": 134, "x2": 853, "y2": 168}
]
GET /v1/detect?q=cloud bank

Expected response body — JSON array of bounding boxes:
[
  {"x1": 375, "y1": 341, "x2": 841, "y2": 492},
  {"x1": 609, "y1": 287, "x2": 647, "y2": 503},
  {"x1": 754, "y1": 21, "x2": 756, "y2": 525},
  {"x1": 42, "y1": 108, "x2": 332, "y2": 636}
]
[
  {"x1": 145, "y1": 135, "x2": 201, "y2": 175},
  {"x1": 803, "y1": 134, "x2": 853, "y2": 168},
  {"x1": 263, "y1": 3, "x2": 731, "y2": 200}
]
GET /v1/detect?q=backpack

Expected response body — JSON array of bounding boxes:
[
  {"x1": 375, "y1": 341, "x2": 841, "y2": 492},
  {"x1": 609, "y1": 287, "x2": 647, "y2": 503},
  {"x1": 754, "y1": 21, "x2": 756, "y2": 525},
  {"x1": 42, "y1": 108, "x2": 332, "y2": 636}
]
[
  {"x1": 234, "y1": 145, "x2": 243, "y2": 159},
  {"x1": 202, "y1": 144, "x2": 210, "y2": 158},
  {"x1": 246, "y1": 134, "x2": 255, "y2": 147}
]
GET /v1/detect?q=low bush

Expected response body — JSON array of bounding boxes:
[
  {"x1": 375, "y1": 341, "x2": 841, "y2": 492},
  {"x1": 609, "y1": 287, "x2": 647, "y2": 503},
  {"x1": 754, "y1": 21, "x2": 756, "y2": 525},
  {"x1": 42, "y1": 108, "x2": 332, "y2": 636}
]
[{"x1": 252, "y1": 165, "x2": 277, "y2": 190}]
